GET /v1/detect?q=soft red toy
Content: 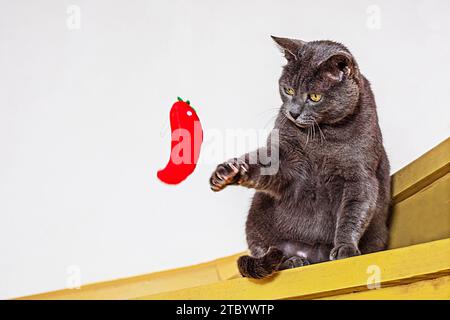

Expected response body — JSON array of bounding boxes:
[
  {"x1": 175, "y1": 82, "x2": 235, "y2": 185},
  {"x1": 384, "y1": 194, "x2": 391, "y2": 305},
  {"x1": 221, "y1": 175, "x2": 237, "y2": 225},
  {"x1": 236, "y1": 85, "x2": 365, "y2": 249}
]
[{"x1": 157, "y1": 97, "x2": 203, "y2": 184}]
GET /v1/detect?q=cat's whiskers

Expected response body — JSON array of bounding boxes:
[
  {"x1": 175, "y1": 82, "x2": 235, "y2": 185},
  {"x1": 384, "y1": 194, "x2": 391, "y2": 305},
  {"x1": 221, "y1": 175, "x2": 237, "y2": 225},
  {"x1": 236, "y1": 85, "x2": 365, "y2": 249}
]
[
  {"x1": 263, "y1": 113, "x2": 279, "y2": 130},
  {"x1": 256, "y1": 107, "x2": 281, "y2": 122},
  {"x1": 313, "y1": 119, "x2": 327, "y2": 144},
  {"x1": 277, "y1": 112, "x2": 290, "y2": 128},
  {"x1": 311, "y1": 121, "x2": 316, "y2": 142},
  {"x1": 305, "y1": 126, "x2": 311, "y2": 147}
]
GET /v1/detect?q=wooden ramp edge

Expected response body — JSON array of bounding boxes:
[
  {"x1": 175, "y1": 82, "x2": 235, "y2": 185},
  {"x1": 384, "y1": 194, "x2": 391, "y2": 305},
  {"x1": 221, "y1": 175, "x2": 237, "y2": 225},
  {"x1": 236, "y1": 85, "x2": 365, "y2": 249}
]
[
  {"x1": 18, "y1": 138, "x2": 450, "y2": 300},
  {"x1": 140, "y1": 239, "x2": 450, "y2": 300}
]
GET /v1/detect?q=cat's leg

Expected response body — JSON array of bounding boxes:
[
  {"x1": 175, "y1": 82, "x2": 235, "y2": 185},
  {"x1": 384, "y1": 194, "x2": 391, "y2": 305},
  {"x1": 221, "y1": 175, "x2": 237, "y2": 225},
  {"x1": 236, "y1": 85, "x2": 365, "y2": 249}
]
[
  {"x1": 359, "y1": 216, "x2": 389, "y2": 254},
  {"x1": 359, "y1": 153, "x2": 390, "y2": 254},
  {"x1": 237, "y1": 247, "x2": 284, "y2": 279},
  {"x1": 330, "y1": 178, "x2": 379, "y2": 260},
  {"x1": 238, "y1": 193, "x2": 286, "y2": 279},
  {"x1": 209, "y1": 147, "x2": 284, "y2": 197}
]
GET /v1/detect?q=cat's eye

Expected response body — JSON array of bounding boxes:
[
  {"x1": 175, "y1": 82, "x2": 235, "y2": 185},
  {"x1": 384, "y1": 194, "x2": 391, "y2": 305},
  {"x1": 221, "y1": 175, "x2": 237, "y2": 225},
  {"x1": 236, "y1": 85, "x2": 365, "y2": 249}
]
[
  {"x1": 308, "y1": 93, "x2": 322, "y2": 102},
  {"x1": 285, "y1": 87, "x2": 295, "y2": 96}
]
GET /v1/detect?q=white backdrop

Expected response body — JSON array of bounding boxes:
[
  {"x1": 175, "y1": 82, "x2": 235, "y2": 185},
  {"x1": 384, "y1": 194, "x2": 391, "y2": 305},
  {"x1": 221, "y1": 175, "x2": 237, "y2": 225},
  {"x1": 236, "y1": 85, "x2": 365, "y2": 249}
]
[{"x1": 0, "y1": 0, "x2": 449, "y2": 299}]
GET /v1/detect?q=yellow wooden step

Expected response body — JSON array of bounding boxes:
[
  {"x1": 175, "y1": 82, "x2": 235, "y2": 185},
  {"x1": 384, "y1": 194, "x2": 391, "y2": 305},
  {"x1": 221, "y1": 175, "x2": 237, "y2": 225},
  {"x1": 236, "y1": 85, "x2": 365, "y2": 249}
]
[
  {"x1": 18, "y1": 138, "x2": 450, "y2": 300},
  {"x1": 319, "y1": 276, "x2": 450, "y2": 300},
  {"x1": 140, "y1": 239, "x2": 450, "y2": 300}
]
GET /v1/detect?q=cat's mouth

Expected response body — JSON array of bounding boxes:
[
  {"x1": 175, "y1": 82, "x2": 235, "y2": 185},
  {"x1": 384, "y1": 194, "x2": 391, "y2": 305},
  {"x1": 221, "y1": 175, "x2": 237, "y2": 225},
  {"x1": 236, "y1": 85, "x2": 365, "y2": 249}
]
[{"x1": 285, "y1": 112, "x2": 314, "y2": 128}]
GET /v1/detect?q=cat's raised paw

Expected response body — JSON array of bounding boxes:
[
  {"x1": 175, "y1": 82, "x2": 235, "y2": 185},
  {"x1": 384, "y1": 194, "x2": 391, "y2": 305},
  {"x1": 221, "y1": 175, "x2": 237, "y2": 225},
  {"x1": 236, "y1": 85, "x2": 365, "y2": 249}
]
[
  {"x1": 329, "y1": 243, "x2": 361, "y2": 260},
  {"x1": 209, "y1": 158, "x2": 249, "y2": 192}
]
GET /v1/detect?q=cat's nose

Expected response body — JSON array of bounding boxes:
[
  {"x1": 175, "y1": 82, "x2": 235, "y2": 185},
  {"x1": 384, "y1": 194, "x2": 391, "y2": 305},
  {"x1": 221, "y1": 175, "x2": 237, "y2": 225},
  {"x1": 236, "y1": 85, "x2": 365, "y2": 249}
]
[
  {"x1": 288, "y1": 104, "x2": 302, "y2": 119},
  {"x1": 289, "y1": 109, "x2": 301, "y2": 119}
]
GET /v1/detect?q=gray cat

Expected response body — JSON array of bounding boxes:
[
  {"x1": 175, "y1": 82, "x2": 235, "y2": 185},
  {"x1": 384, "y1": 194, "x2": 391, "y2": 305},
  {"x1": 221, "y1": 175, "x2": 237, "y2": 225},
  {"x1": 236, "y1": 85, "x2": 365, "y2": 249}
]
[{"x1": 210, "y1": 36, "x2": 391, "y2": 279}]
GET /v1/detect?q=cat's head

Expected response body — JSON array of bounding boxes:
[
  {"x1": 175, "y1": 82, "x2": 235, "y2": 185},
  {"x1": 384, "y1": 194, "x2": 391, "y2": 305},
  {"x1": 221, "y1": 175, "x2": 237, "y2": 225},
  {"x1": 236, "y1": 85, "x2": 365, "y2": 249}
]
[{"x1": 272, "y1": 36, "x2": 361, "y2": 128}]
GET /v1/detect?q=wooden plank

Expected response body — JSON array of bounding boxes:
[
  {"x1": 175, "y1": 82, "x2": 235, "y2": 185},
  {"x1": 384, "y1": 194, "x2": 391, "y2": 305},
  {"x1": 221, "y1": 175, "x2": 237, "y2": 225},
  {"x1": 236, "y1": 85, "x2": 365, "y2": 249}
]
[
  {"x1": 18, "y1": 253, "x2": 242, "y2": 300},
  {"x1": 320, "y1": 275, "x2": 450, "y2": 300},
  {"x1": 389, "y1": 174, "x2": 450, "y2": 249},
  {"x1": 139, "y1": 239, "x2": 450, "y2": 300},
  {"x1": 392, "y1": 138, "x2": 450, "y2": 203}
]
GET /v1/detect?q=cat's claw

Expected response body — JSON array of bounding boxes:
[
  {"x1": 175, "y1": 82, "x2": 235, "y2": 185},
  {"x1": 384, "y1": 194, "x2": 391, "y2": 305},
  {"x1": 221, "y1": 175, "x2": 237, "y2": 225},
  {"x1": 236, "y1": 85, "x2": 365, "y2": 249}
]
[
  {"x1": 210, "y1": 158, "x2": 249, "y2": 192},
  {"x1": 329, "y1": 243, "x2": 361, "y2": 260}
]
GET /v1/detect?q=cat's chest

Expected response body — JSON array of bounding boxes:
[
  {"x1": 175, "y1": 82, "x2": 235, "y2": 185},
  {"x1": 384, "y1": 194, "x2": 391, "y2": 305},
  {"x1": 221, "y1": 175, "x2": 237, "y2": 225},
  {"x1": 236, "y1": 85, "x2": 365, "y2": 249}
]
[
  {"x1": 282, "y1": 162, "x2": 345, "y2": 215},
  {"x1": 285, "y1": 143, "x2": 359, "y2": 183},
  {"x1": 274, "y1": 152, "x2": 348, "y2": 243}
]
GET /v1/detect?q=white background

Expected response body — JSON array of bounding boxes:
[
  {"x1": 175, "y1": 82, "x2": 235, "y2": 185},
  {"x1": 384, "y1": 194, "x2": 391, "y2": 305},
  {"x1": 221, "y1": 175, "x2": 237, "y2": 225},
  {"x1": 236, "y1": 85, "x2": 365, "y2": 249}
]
[{"x1": 0, "y1": 0, "x2": 449, "y2": 299}]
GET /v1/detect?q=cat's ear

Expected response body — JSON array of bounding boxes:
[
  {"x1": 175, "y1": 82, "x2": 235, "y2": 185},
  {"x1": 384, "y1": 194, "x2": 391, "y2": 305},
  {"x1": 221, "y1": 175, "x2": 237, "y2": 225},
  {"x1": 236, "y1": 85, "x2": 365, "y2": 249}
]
[
  {"x1": 271, "y1": 36, "x2": 305, "y2": 62},
  {"x1": 317, "y1": 52, "x2": 359, "y2": 82}
]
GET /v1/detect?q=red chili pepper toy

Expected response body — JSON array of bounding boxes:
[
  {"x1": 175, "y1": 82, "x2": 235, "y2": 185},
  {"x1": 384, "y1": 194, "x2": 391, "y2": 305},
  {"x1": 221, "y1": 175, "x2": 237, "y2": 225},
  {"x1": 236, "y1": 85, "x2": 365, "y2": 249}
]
[{"x1": 157, "y1": 97, "x2": 203, "y2": 184}]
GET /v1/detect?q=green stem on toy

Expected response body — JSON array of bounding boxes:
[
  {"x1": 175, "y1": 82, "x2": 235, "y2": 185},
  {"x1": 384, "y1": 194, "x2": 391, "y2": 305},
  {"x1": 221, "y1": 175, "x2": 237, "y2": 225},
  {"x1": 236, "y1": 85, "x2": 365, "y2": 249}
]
[{"x1": 177, "y1": 97, "x2": 197, "y2": 113}]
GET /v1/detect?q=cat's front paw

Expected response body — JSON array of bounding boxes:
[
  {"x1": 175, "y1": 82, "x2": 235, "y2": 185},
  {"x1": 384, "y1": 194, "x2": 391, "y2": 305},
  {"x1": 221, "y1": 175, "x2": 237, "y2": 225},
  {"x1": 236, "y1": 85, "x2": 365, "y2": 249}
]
[
  {"x1": 209, "y1": 158, "x2": 249, "y2": 192},
  {"x1": 330, "y1": 243, "x2": 361, "y2": 260}
]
